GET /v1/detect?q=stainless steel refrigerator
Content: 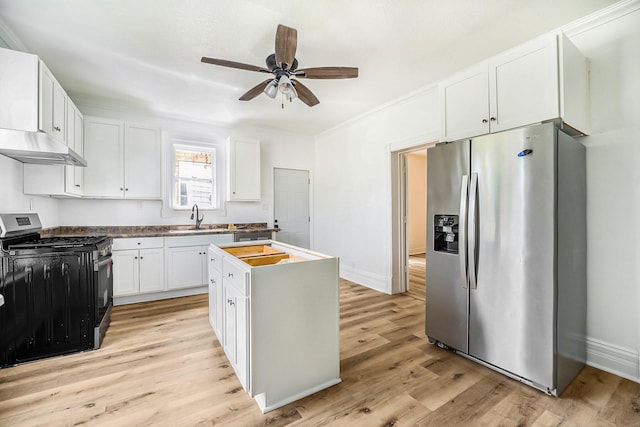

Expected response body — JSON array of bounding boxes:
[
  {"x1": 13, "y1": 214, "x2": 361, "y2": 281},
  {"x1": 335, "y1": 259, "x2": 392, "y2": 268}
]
[{"x1": 425, "y1": 122, "x2": 586, "y2": 396}]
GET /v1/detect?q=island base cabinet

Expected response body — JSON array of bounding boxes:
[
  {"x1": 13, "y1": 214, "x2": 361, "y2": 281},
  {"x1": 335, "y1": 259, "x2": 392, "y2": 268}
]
[
  {"x1": 250, "y1": 258, "x2": 341, "y2": 413},
  {"x1": 223, "y1": 284, "x2": 248, "y2": 390},
  {"x1": 209, "y1": 241, "x2": 341, "y2": 413}
]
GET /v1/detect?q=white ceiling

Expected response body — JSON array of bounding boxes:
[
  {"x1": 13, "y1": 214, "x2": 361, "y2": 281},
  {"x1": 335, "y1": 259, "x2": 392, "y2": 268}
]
[{"x1": 0, "y1": 0, "x2": 617, "y2": 136}]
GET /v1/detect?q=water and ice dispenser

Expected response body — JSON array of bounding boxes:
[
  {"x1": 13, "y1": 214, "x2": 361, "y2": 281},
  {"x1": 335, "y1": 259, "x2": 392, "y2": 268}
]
[{"x1": 433, "y1": 215, "x2": 459, "y2": 254}]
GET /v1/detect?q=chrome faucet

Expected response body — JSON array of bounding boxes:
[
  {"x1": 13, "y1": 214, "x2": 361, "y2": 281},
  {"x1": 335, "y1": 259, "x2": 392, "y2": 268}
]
[{"x1": 190, "y1": 203, "x2": 204, "y2": 229}]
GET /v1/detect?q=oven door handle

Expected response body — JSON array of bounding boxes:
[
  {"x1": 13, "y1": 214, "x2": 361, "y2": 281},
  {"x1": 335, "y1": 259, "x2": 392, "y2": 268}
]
[{"x1": 94, "y1": 257, "x2": 112, "y2": 272}]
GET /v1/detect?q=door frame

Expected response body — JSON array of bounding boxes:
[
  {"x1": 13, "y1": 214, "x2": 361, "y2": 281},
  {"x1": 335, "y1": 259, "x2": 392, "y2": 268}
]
[{"x1": 390, "y1": 142, "x2": 436, "y2": 294}]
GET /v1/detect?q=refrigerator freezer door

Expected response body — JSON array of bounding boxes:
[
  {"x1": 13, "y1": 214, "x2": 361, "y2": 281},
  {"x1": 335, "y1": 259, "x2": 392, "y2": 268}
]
[
  {"x1": 426, "y1": 140, "x2": 470, "y2": 353},
  {"x1": 469, "y1": 123, "x2": 556, "y2": 389}
]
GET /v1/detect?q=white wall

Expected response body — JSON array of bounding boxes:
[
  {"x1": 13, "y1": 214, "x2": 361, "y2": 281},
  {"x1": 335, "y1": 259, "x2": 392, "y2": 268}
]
[
  {"x1": 314, "y1": 87, "x2": 439, "y2": 291},
  {"x1": 0, "y1": 155, "x2": 59, "y2": 227},
  {"x1": 57, "y1": 104, "x2": 315, "y2": 227},
  {"x1": 566, "y1": 3, "x2": 640, "y2": 381},
  {"x1": 314, "y1": 3, "x2": 640, "y2": 381},
  {"x1": 407, "y1": 151, "x2": 427, "y2": 255}
]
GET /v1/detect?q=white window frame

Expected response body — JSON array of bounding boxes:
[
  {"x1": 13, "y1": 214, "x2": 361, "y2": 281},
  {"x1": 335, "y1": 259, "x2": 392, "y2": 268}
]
[{"x1": 163, "y1": 137, "x2": 227, "y2": 215}]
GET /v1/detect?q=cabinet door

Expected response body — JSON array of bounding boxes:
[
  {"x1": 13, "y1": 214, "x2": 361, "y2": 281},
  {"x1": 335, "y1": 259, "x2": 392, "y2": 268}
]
[
  {"x1": 223, "y1": 285, "x2": 237, "y2": 363},
  {"x1": 84, "y1": 118, "x2": 124, "y2": 197},
  {"x1": 228, "y1": 138, "x2": 261, "y2": 201},
  {"x1": 139, "y1": 248, "x2": 165, "y2": 293},
  {"x1": 73, "y1": 107, "x2": 84, "y2": 193},
  {"x1": 112, "y1": 250, "x2": 139, "y2": 296},
  {"x1": 166, "y1": 246, "x2": 207, "y2": 289},
  {"x1": 223, "y1": 281, "x2": 249, "y2": 390},
  {"x1": 65, "y1": 101, "x2": 83, "y2": 196},
  {"x1": 39, "y1": 63, "x2": 66, "y2": 143},
  {"x1": 489, "y1": 34, "x2": 559, "y2": 134},
  {"x1": 124, "y1": 124, "x2": 161, "y2": 199},
  {"x1": 439, "y1": 63, "x2": 490, "y2": 142}
]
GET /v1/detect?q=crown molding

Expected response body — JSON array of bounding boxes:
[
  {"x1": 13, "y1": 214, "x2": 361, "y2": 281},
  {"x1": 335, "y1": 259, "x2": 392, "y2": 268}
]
[
  {"x1": 0, "y1": 16, "x2": 28, "y2": 52},
  {"x1": 562, "y1": 0, "x2": 640, "y2": 37}
]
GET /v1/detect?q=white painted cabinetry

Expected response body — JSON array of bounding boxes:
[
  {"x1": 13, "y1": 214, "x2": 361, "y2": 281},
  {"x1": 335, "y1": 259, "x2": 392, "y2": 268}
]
[
  {"x1": 112, "y1": 237, "x2": 165, "y2": 297},
  {"x1": 208, "y1": 241, "x2": 340, "y2": 413},
  {"x1": 83, "y1": 117, "x2": 161, "y2": 199},
  {"x1": 39, "y1": 61, "x2": 67, "y2": 144},
  {"x1": 207, "y1": 246, "x2": 224, "y2": 338},
  {"x1": 439, "y1": 33, "x2": 589, "y2": 142},
  {"x1": 166, "y1": 234, "x2": 234, "y2": 291},
  {"x1": 227, "y1": 137, "x2": 261, "y2": 201},
  {"x1": 0, "y1": 47, "x2": 84, "y2": 158}
]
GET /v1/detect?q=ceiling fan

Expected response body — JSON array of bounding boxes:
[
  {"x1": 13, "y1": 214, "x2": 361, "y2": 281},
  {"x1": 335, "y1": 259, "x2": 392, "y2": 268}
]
[{"x1": 201, "y1": 24, "x2": 358, "y2": 107}]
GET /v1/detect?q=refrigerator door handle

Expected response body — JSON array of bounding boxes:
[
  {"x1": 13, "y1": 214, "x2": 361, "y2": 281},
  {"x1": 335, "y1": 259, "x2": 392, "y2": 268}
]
[
  {"x1": 468, "y1": 173, "x2": 478, "y2": 290},
  {"x1": 459, "y1": 174, "x2": 469, "y2": 289}
]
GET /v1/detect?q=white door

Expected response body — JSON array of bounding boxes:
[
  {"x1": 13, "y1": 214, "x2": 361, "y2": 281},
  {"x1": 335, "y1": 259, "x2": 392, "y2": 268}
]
[{"x1": 274, "y1": 168, "x2": 310, "y2": 248}]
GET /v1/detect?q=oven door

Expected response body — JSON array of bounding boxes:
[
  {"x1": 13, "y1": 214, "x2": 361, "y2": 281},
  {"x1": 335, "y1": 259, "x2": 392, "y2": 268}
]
[{"x1": 93, "y1": 255, "x2": 113, "y2": 348}]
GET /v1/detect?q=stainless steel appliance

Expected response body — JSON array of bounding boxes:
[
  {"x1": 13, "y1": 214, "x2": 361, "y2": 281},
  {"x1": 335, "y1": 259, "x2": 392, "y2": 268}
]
[
  {"x1": 0, "y1": 213, "x2": 112, "y2": 367},
  {"x1": 426, "y1": 122, "x2": 586, "y2": 396}
]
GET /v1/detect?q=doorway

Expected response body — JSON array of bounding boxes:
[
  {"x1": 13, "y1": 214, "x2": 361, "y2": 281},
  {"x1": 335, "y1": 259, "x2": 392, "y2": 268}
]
[
  {"x1": 389, "y1": 142, "x2": 435, "y2": 295},
  {"x1": 405, "y1": 150, "x2": 427, "y2": 300},
  {"x1": 273, "y1": 168, "x2": 310, "y2": 249}
]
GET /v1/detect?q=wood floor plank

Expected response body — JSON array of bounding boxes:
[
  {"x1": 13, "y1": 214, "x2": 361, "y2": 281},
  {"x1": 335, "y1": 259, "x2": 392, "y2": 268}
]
[{"x1": 1, "y1": 265, "x2": 639, "y2": 426}]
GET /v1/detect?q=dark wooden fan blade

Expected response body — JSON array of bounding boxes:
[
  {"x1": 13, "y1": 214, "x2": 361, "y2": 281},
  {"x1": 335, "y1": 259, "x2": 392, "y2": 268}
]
[
  {"x1": 296, "y1": 67, "x2": 358, "y2": 79},
  {"x1": 201, "y1": 57, "x2": 269, "y2": 73},
  {"x1": 275, "y1": 24, "x2": 297, "y2": 69},
  {"x1": 239, "y1": 79, "x2": 273, "y2": 101},
  {"x1": 292, "y1": 80, "x2": 319, "y2": 107}
]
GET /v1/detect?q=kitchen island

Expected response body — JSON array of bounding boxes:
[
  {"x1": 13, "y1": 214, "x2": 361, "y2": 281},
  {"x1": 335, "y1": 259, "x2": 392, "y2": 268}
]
[{"x1": 208, "y1": 240, "x2": 340, "y2": 413}]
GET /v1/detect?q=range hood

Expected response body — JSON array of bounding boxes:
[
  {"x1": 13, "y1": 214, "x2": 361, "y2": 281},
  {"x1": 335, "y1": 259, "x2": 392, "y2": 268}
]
[{"x1": 0, "y1": 128, "x2": 87, "y2": 166}]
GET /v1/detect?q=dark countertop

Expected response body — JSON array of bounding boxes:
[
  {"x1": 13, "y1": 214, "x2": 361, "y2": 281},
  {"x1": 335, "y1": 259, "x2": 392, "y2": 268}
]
[{"x1": 42, "y1": 223, "x2": 279, "y2": 239}]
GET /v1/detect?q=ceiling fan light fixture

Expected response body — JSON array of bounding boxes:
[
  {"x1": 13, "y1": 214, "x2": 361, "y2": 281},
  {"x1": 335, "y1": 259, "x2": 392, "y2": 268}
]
[
  {"x1": 278, "y1": 75, "x2": 295, "y2": 96},
  {"x1": 263, "y1": 79, "x2": 278, "y2": 98}
]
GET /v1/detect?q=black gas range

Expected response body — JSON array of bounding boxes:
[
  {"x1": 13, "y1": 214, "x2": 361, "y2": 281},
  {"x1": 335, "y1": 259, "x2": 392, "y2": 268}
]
[{"x1": 0, "y1": 213, "x2": 113, "y2": 367}]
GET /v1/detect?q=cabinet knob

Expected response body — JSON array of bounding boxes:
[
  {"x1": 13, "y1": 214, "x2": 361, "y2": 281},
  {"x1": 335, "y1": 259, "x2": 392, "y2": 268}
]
[
  {"x1": 482, "y1": 119, "x2": 488, "y2": 123},
  {"x1": 134, "y1": 256, "x2": 138, "y2": 259},
  {"x1": 54, "y1": 126, "x2": 61, "y2": 132},
  {"x1": 228, "y1": 273, "x2": 234, "y2": 278},
  {"x1": 120, "y1": 188, "x2": 124, "y2": 191},
  {"x1": 140, "y1": 256, "x2": 144, "y2": 260},
  {"x1": 490, "y1": 117, "x2": 496, "y2": 122},
  {"x1": 75, "y1": 184, "x2": 81, "y2": 187},
  {"x1": 210, "y1": 258, "x2": 215, "y2": 262},
  {"x1": 125, "y1": 188, "x2": 129, "y2": 191}
]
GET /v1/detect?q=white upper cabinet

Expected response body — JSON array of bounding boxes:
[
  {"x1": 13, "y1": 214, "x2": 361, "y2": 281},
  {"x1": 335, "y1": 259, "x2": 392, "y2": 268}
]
[
  {"x1": 39, "y1": 62, "x2": 67, "y2": 144},
  {"x1": 439, "y1": 33, "x2": 589, "y2": 142},
  {"x1": 227, "y1": 137, "x2": 261, "y2": 201},
  {"x1": 0, "y1": 47, "x2": 79, "y2": 146},
  {"x1": 22, "y1": 99, "x2": 85, "y2": 198},
  {"x1": 124, "y1": 124, "x2": 161, "y2": 199},
  {"x1": 83, "y1": 117, "x2": 161, "y2": 199}
]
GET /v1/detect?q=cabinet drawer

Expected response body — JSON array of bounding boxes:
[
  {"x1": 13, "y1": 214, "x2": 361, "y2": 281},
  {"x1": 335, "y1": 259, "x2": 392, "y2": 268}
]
[
  {"x1": 223, "y1": 258, "x2": 249, "y2": 296},
  {"x1": 113, "y1": 237, "x2": 164, "y2": 250}
]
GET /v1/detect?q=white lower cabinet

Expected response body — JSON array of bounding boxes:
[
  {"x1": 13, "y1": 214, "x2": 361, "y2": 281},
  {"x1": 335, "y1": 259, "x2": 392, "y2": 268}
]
[
  {"x1": 207, "y1": 246, "x2": 224, "y2": 339},
  {"x1": 166, "y1": 245, "x2": 208, "y2": 290},
  {"x1": 167, "y1": 234, "x2": 233, "y2": 291},
  {"x1": 113, "y1": 237, "x2": 165, "y2": 297},
  {"x1": 208, "y1": 240, "x2": 340, "y2": 413}
]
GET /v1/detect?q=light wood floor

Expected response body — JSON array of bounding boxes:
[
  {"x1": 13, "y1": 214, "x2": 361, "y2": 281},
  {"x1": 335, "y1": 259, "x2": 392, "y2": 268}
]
[
  {"x1": 407, "y1": 254, "x2": 426, "y2": 302},
  {"x1": 1, "y1": 276, "x2": 639, "y2": 426}
]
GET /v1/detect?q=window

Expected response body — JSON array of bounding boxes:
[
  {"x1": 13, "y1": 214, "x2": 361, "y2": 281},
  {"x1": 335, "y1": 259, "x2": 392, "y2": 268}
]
[{"x1": 172, "y1": 145, "x2": 216, "y2": 209}]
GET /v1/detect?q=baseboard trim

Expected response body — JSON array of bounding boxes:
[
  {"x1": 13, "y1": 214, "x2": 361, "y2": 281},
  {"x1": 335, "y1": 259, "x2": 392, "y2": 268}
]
[
  {"x1": 340, "y1": 265, "x2": 389, "y2": 294},
  {"x1": 114, "y1": 286, "x2": 207, "y2": 306},
  {"x1": 586, "y1": 337, "x2": 639, "y2": 383}
]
